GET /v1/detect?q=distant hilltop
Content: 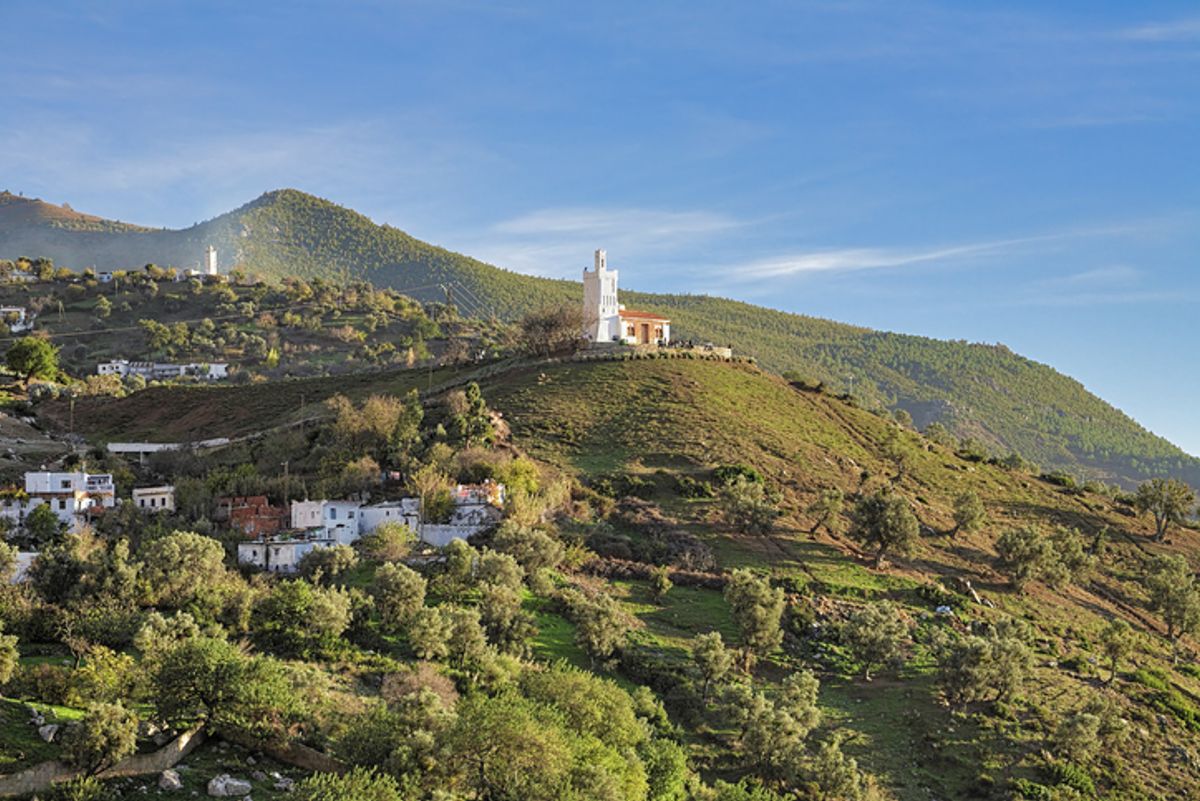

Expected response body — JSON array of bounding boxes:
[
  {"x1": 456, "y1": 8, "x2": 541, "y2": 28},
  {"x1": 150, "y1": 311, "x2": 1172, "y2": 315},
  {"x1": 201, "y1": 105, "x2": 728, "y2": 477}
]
[{"x1": 1, "y1": 187, "x2": 1196, "y2": 487}]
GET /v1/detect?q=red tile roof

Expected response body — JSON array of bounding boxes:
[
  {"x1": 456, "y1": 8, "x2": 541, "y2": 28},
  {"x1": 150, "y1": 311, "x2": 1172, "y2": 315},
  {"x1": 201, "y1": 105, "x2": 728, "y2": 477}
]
[{"x1": 618, "y1": 309, "x2": 670, "y2": 322}]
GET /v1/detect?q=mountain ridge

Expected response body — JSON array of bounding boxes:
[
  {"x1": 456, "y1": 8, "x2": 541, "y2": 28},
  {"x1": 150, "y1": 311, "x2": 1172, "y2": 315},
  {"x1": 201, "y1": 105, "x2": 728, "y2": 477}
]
[{"x1": 2, "y1": 187, "x2": 1196, "y2": 487}]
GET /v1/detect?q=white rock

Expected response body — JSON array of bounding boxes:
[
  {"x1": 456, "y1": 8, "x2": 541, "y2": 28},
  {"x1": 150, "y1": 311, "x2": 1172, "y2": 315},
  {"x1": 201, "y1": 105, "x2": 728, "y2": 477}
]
[
  {"x1": 38, "y1": 724, "x2": 58, "y2": 742},
  {"x1": 160, "y1": 769, "x2": 184, "y2": 791},
  {"x1": 207, "y1": 775, "x2": 253, "y2": 797}
]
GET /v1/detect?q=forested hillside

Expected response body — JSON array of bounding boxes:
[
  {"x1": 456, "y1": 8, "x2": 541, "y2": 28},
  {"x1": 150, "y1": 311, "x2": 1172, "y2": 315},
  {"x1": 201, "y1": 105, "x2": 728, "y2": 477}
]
[{"x1": 2, "y1": 188, "x2": 1195, "y2": 486}]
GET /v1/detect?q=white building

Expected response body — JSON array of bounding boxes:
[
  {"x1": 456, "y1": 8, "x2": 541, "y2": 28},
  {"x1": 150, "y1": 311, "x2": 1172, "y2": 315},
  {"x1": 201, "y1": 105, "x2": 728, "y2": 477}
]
[
  {"x1": 132, "y1": 485, "x2": 175, "y2": 513},
  {"x1": 204, "y1": 245, "x2": 218, "y2": 276},
  {"x1": 0, "y1": 471, "x2": 117, "y2": 529},
  {"x1": 290, "y1": 500, "x2": 362, "y2": 544},
  {"x1": 582, "y1": 249, "x2": 671, "y2": 346},
  {"x1": 237, "y1": 537, "x2": 323, "y2": 574},
  {"x1": 0, "y1": 307, "x2": 33, "y2": 333},
  {"x1": 97, "y1": 360, "x2": 228, "y2": 381},
  {"x1": 358, "y1": 498, "x2": 421, "y2": 533},
  {"x1": 240, "y1": 484, "x2": 504, "y2": 573}
]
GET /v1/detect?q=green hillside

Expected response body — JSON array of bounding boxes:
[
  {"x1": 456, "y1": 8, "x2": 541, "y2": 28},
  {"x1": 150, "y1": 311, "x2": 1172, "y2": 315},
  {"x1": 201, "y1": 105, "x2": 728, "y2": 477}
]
[
  {"x1": 3, "y1": 187, "x2": 1195, "y2": 486},
  {"x1": 33, "y1": 354, "x2": 1200, "y2": 800}
]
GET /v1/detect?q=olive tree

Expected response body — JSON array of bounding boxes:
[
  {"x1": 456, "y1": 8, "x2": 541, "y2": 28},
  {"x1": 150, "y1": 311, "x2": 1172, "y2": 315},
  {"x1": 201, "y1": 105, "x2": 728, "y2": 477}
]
[
  {"x1": 61, "y1": 703, "x2": 138, "y2": 775},
  {"x1": 1134, "y1": 478, "x2": 1195, "y2": 542},
  {"x1": 841, "y1": 601, "x2": 909, "y2": 681},
  {"x1": 1099, "y1": 618, "x2": 1133, "y2": 684},
  {"x1": 806, "y1": 488, "x2": 844, "y2": 535},
  {"x1": 848, "y1": 490, "x2": 919, "y2": 568},
  {"x1": 951, "y1": 490, "x2": 986, "y2": 536},
  {"x1": 372, "y1": 563, "x2": 427, "y2": 633},
  {"x1": 693, "y1": 631, "x2": 735, "y2": 702},
  {"x1": 719, "y1": 476, "x2": 781, "y2": 535},
  {"x1": 1144, "y1": 554, "x2": 1200, "y2": 649},
  {"x1": 724, "y1": 569, "x2": 785, "y2": 671}
]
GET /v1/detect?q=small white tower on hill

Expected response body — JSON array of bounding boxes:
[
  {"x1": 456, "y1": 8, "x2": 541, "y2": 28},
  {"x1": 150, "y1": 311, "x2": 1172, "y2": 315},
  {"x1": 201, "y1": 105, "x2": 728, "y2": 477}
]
[
  {"x1": 203, "y1": 245, "x2": 218, "y2": 276},
  {"x1": 582, "y1": 248, "x2": 620, "y2": 342}
]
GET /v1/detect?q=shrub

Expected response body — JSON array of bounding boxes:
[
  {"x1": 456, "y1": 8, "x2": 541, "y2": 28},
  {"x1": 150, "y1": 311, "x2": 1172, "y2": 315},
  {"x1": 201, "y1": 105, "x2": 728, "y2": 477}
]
[{"x1": 712, "y1": 464, "x2": 763, "y2": 486}]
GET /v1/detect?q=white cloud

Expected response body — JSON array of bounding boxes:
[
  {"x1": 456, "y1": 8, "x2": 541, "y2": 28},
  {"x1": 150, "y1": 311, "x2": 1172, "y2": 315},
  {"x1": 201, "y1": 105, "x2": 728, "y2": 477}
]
[
  {"x1": 1120, "y1": 17, "x2": 1200, "y2": 42},
  {"x1": 466, "y1": 206, "x2": 743, "y2": 278},
  {"x1": 726, "y1": 237, "x2": 1049, "y2": 280}
]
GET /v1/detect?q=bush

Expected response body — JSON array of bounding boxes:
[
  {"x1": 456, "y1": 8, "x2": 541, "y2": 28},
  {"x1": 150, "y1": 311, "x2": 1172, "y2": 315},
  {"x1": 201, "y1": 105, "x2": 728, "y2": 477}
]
[
  {"x1": 712, "y1": 464, "x2": 763, "y2": 486},
  {"x1": 674, "y1": 475, "x2": 714, "y2": 499},
  {"x1": 48, "y1": 777, "x2": 105, "y2": 801},
  {"x1": 61, "y1": 703, "x2": 138, "y2": 775},
  {"x1": 591, "y1": 472, "x2": 655, "y2": 499},
  {"x1": 293, "y1": 767, "x2": 405, "y2": 801}
]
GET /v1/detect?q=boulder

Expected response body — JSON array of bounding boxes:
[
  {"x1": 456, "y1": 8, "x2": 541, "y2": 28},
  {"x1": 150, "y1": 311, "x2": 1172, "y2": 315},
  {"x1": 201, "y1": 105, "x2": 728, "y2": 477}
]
[
  {"x1": 250, "y1": 771, "x2": 267, "y2": 782},
  {"x1": 273, "y1": 777, "x2": 295, "y2": 792},
  {"x1": 207, "y1": 775, "x2": 253, "y2": 797},
  {"x1": 37, "y1": 724, "x2": 58, "y2": 742},
  {"x1": 159, "y1": 769, "x2": 184, "y2": 791}
]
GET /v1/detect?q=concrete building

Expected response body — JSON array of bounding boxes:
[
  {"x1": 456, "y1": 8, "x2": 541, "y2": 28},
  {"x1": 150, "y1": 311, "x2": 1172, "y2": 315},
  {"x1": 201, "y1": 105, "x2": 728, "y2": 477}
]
[
  {"x1": 237, "y1": 536, "x2": 324, "y2": 574},
  {"x1": 204, "y1": 246, "x2": 218, "y2": 276},
  {"x1": 0, "y1": 471, "x2": 117, "y2": 529},
  {"x1": 131, "y1": 485, "x2": 175, "y2": 513},
  {"x1": 582, "y1": 249, "x2": 670, "y2": 345},
  {"x1": 290, "y1": 500, "x2": 362, "y2": 545},
  {"x1": 97, "y1": 360, "x2": 228, "y2": 381},
  {"x1": 358, "y1": 498, "x2": 421, "y2": 533},
  {"x1": 239, "y1": 483, "x2": 505, "y2": 573}
]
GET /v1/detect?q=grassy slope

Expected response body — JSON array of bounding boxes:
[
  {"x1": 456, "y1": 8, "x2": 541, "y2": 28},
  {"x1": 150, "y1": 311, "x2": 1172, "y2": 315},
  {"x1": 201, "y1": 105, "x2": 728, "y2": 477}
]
[
  {"x1": 481, "y1": 357, "x2": 1200, "y2": 799},
  {"x1": 33, "y1": 354, "x2": 1200, "y2": 797}
]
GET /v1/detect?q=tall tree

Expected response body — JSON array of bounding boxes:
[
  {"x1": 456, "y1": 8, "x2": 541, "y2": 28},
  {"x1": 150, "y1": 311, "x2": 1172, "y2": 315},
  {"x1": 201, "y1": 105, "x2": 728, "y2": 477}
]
[
  {"x1": 848, "y1": 489, "x2": 920, "y2": 568},
  {"x1": 5, "y1": 336, "x2": 58, "y2": 384},
  {"x1": 1135, "y1": 478, "x2": 1196, "y2": 542},
  {"x1": 806, "y1": 488, "x2": 844, "y2": 535},
  {"x1": 1099, "y1": 618, "x2": 1132, "y2": 685},
  {"x1": 951, "y1": 490, "x2": 986, "y2": 537},
  {"x1": 841, "y1": 602, "x2": 909, "y2": 681},
  {"x1": 1144, "y1": 555, "x2": 1200, "y2": 649},
  {"x1": 724, "y1": 570, "x2": 785, "y2": 671},
  {"x1": 692, "y1": 631, "x2": 735, "y2": 702}
]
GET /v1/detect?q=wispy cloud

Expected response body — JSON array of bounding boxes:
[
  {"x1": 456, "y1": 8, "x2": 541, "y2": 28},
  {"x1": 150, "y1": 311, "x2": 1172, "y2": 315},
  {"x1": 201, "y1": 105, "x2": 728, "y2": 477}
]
[
  {"x1": 1119, "y1": 17, "x2": 1200, "y2": 42},
  {"x1": 466, "y1": 206, "x2": 744, "y2": 278},
  {"x1": 1035, "y1": 265, "x2": 1141, "y2": 290},
  {"x1": 727, "y1": 235, "x2": 1055, "y2": 280}
]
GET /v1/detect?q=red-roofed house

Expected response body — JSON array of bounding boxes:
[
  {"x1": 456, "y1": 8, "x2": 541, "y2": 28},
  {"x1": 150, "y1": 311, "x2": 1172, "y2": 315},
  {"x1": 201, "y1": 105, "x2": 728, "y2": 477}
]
[{"x1": 583, "y1": 249, "x2": 671, "y2": 345}]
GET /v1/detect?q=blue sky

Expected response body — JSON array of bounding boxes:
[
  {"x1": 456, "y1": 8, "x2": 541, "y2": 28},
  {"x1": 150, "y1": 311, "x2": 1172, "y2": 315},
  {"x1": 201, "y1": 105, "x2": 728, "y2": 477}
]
[{"x1": 2, "y1": 1, "x2": 1198, "y2": 452}]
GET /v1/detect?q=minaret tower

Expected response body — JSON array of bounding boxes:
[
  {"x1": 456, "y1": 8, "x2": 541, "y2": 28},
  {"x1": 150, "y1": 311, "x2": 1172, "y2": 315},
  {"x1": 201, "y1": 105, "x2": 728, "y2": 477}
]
[{"x1": 582, "y1": 248, "x2": 619, "y2": 341}]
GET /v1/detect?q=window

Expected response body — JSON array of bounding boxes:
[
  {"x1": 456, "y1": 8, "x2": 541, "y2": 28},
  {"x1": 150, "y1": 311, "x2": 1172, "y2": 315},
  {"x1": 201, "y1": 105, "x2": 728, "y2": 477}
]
[
  {"x1": 329, "y1": 507, "x2": 337, "y2": 520},
  {"x1": 626, "y1": 325, "x2": 636, "y2": 336},
  {"x1": 61, "y1": 480, "x2": 71, "y2": 489},
  {"x1": 58, "y1": 500, "x2": 66, "y2": 511}
]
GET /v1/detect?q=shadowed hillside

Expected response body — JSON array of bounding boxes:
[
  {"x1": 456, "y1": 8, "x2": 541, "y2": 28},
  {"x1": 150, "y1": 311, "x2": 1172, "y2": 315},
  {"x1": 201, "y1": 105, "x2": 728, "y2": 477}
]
[{"x1": 4, "y1": 187, "x2": 1196, "y2": 486}]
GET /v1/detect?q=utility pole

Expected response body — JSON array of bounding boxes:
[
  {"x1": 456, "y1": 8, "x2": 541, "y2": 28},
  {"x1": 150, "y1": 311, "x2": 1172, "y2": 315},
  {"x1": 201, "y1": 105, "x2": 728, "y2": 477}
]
[{"x1": 281, "y1": 460, "x2": 290, "y2": 504}]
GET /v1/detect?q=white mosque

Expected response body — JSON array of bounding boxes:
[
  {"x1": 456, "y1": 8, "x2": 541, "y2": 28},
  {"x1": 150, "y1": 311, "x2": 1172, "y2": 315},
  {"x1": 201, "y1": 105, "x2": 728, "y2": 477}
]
[{"x1": 582, "y1": 249, "x2": 671, "y2": 345}]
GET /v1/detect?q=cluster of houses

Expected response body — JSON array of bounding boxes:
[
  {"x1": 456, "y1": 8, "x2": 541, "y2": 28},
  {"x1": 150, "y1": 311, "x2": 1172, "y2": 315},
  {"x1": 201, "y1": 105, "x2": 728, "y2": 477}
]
[
  {"x1": 1, "y1": 469, "x2": 506, "y2": 579},
  {"x1": 232, "y1": 481, "x2": 505, "y2": 573},
  {"x1": 97, "y1": 360, "x2": 229, "y2": 381}
]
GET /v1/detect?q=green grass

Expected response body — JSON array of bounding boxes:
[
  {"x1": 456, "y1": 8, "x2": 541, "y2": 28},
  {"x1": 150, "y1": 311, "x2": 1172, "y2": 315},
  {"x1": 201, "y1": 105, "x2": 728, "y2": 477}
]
[
  {"x1": 527, "y1": 598, "x2": 590, "y2": 670},
  {"x1": 0, "y1": 698, "x2": 75, "y2": 773}
]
